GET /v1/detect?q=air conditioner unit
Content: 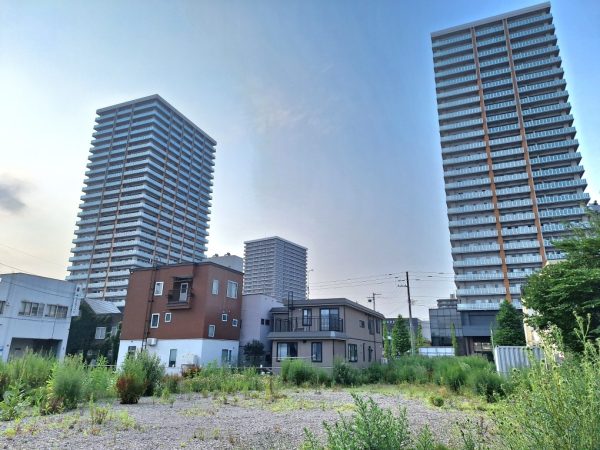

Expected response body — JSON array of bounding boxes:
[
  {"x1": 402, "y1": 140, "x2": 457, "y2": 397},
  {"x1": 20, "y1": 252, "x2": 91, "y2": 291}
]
[{"x1": 147, "y1": 338, "x2": 158, "y2": 346}]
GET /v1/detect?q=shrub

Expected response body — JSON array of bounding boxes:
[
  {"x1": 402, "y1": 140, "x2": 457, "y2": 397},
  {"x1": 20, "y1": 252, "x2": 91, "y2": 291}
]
[
  {"x1": 47, "y1": 356, "x2": 85, "y2": 410},
  {"x1": 466, "y1": 368, "x2": 504, "y2": 402},
  {"x1": 364, "y1": 363, "x2": 385, "y2": 384},
  {"x1": 429, "y1": 395, "x2": 444, "y2": 407},
  {"x1": 281, "y1": 359, "x2": 315, "y2": 386},
  {"x1": 135, "y1": 351, "x2": 165, "y2": 396},
  {"x1": 0, "y1": 382, "x2": 29, "y2": 421},
  {"x1": 6, "y1": 351, "x2": 54, "y2": 392},
  {"x1": 163, "y1": 374, "x2": 182, "y2": 394},
  {"x1": 117, "y1": 355, "x2": 147, "y2": 404},
  {"x1": 332, "y1": 359, "x2": 361, "y2": 386},
  {"x1": 83, "y1": 357, "x2": 116, "y2": 401}
]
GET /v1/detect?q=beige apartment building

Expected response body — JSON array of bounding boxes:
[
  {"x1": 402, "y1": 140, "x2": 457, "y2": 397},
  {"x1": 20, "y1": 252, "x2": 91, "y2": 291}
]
[{"x1": 268, "y1": 298, "x2": 384, "y2": 371}]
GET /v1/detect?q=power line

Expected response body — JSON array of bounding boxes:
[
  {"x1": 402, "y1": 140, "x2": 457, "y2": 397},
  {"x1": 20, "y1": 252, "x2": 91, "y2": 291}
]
[{"x1": 0, "y1": 243, "x2": 66, "y2": 269}]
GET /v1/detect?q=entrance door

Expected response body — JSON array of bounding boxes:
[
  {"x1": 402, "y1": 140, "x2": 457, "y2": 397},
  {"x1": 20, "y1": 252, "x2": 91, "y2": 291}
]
[{"x1": 179, "y1": 283, "x2": 189, "y2": 302}]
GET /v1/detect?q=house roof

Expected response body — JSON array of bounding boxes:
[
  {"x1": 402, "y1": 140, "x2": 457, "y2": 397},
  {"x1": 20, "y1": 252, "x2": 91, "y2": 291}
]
[
  {"x1": 271, "y1": 298, "x2": 385, "y2": 319},
  {"x1": 84, "y1": 298, "x2": 122, "y2": 315}
]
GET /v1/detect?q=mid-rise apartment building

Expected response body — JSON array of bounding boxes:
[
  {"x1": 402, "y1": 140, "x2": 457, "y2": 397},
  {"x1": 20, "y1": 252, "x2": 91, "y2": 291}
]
[
  {"x1": 117, "y1": 261, "x2": 243, "y2": 372},
  {"x1": 432, "y1": 3, "x2": 590, "y2": 353},
  {"x1": 67, "y1": 95, "x2": 216, "y2": 305},
  {"x1": 243, "y1": 237, "x2": 307, "y2": 301},
  {"x1": 0, "y1": 274, "x2": 81, "y2": 361}
]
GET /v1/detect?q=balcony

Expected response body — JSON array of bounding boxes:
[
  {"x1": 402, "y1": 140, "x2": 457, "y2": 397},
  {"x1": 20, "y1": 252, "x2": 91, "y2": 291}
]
[
  {"x1": 457, "y1": 300, "x2": 523, "y2": 311},
  {"x1": 167, "y1": 289, "x2": 193, "y2": 309},
  {"x1": 270, "y1": 316, "x2": 344, "y2": 336}
]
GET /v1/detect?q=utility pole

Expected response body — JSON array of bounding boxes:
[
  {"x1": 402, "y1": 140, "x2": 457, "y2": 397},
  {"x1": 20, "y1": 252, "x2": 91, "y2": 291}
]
[
  {"x1": 367, "y1": 292, "x2": 380, "y2": 311},
  {"x1": 397, "y1": 272, "x2": 416, "y2": 356}
]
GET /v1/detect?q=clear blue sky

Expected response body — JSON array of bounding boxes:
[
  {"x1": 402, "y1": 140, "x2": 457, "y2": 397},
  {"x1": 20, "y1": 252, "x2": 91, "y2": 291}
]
[{"x1": 0, "y1": 0, "x2": 598, "y2": 318}]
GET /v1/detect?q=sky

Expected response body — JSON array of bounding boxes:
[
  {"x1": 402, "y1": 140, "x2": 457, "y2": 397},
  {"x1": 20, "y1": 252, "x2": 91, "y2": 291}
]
[{"x1": 0, "y1": 0, "x2": 598, "y2": 320}]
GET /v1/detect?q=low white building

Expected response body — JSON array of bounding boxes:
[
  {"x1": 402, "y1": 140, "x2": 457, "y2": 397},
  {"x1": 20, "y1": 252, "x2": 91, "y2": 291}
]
[
  {"x1": 0, "y1": 273, "x2": 81, "y2": 361},
  {"x1": 239, "y1": 294, "x2": 282, "y2": 365}
]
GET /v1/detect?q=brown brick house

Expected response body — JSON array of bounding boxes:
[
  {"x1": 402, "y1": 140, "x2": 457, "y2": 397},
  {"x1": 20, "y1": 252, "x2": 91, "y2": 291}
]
[{"x1": 117, "y1": 261, "x2": 243, "y2": 372}]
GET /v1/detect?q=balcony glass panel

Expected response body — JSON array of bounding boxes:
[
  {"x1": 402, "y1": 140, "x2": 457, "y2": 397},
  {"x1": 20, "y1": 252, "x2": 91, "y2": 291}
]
[
  {"x1": 443, "y1": 152, "x2": 488, "y2": 166},
  {"x1": 502, "y1": 226, "x2": 537, "y2": 236},
  {"x1": 451, "y1": 229, "x2": 498, "y2": 240},
  {"x1": 439, "y1": 117, "x2": 482, "y2": 131},
  {"x1": 522, "y1": 102, "x2": 570, "y2": 117},
  {"x1": 434, "y1": 53, "x2": 474, "y2": 68},
  {"x1": 449, "y1": 216, "x2": 496, "y2": 227},
  {"x1": 438, "y1": 107, "x2": 481, "y2": 120},
  {"x1": 513, "y1": 45, "x2": 559, "y2": 61},
  {"x1": 436, "y1": 74, "x2": 478, "y2": 88},
  {"x1": 446, "y1": 190, "x2": 492, "y2": 201},
  {"x1": 446, "y1": 177, "x2": 490, "y2": 189},
  {"x1": 454, "y1": 258, "x2": 502, "y2": 267},
  {"x1": 437, "y1": 85, "x2": 479, "y2": 100},
  {"x1": 508, "y1": 13, "x2": 552, "y2": 29},
  {"x1": 485, "y1": 100, "x2": 515, "y2": 111},
  {"x1": 435, "y1": 64, "x2": 476, "y2": 79},
  {"x1": 510, "y1": 24, "x2": 554, "y2": 39},
  {"x1": 535, "y1": 179, "x2": 587, "y2": 192},
  {"x1": 519, "y1": 79, "x2": 566, "y2": 94}
]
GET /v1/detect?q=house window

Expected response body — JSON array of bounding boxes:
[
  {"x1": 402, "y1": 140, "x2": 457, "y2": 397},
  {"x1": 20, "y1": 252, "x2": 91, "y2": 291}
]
[
  {"x1": 127, "y1": 346, "x2": 136, "y2": 355},
  {"x1": 320, "y1": 308, "x2": 340, "y2": 331},
  {"x1": 165, "y1": 312, "x2": 172, "y2": 323},
  {"x1": 368, "y1": 318, "x2": 374, "y2": 335},
  {"x1": 0, "y1": 301, "x2": 5, "y2": 315},
  {"x1": 226, "y1": 281, "x2": 238, "y2": 299},
  {"x1": 154, "y1": 282, "x2": 164, "y2": 296},
  {"x1": 95, "y1": 327, "x2": 107, "y2": 340},
  {"x1": 221, "y1": 313, "x2": 228, "y2": 322},
  {"x1": 212, "y1": 279, "x2": 219, "y2": 295},
  {"x1": 232, "y1": 319, "x2": 238, "y2": 327},
  {"x1": 376, "y1": 319, "x2": 380, "y2": 334},
  {"x1": 221, "y1": 349, "x2": 232, "y2": 364},
  {"x1": 169, "y1": 349, "x2": 177, "y2": 368},
  {"x1": 348, "y1": 344, "x2": 358, "y2": 362},
  {"x1": 265, "y1": 319, "x2": 270, "y2": 326},
  {"x1": 311, "y1": 342, "x2": 322, "y2": 362},
  {"x1": 208, "y1": 324, "x2": 215, "y2": 337},
  {"x1": 302, "y1": 309, "x2": 312, "y2": 326},
  {"x1": 368, "y1": 346, "x2": 373, "y2": 362},
  {"x1": 276, "y1": 342, "x2": 298, "y2": 361},
  {"x1": 19, "y1": 301, "x2": 44, "y2": 317},
  {"x1": 261, "y1": 318, "x2": 265, "y2": 325},
  {"x1": 150, "y1": 313, "x2": 160, "y2": 328},
  {"x1": 46, "y1": 304, "x2": 57, "y2": 317},
  {"x1": 56, "y1": 306, "x2": 68, "y2": 318},
  {"x1": 359, "y1": 320, "x2": 365, "y2": 328}
]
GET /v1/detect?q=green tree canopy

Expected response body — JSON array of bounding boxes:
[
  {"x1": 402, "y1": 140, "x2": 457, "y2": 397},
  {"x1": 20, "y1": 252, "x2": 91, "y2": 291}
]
[
  {"x1": 493, "y1": 300, "x2": 526, "y2": 346},
  {"x1": 383, "y1": 322, "x2": 392, "y2": 359},
  {"x1": 523, "y1": 213, "x2": 600, "y2": 351},
  {"x1": 243, "y1": 340, "x2": 265, "y2": 366},
  {"x1": 391, "y1": 315, "x2": 411, "y2": 357}
]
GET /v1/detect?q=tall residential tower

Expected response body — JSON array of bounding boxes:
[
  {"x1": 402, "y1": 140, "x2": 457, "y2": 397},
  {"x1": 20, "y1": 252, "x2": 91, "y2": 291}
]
[
  {"x1": 67, "y1": 95, "x2": 216, "y2": 305},
  {"x1": 432, "y1": 3, "x2": 589, "y2": 353},
  {"x1": 243, "y1": 237, "x2": 307, "y2": 301}
]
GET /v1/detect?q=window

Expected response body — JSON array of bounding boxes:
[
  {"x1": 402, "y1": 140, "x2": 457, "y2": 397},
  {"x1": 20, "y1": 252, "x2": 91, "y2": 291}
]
[
  {"x1": 208, "y1": 324, "x2": 215, "y2": 337},
  {"x1": 359, "y1": 320, "x2": 365, "y2": 328},
  {"x1": 154, "y1": 282, "x2": 164, "y2": 296},
  {"x1": 56, "y1": 306, "x2": 68, "y2": 318},
  {"x1": 302, "y1": 309, "x2": 312, "y2": 326},
  {"x1": 368, "y1": 346, "x2": 373, "y2": 362},
  {"x1": 212, "y1": 279, "x2": 219, "y2": 295},
  {"x1": 265, "y1": 319, "x2": 270, "y2": 326},
  {"x1": 127, "y1": 346, "x2": 136, "y2": 355},
  {"x1": 169, "y1": 349, "x2": 177, "y2": 368},
  {"x1": 46, "y1": 304, "x2": 57, "y2": 317},
  {"x1": 165, "y1": 312, "x2": 172, "y2": 323},
  {"x1": 221, "y1": 349, "x2": 232, "y2": 364},
  {"x1": 320, "y1": 308, "x2": 340, "y2": 331},
  {"x1": 311, "y1": 342, "x2": 322, "y2": 362},
  {"x1": 232, "y1": 319, "x2": 238, "y2": 327},
  {"x1": 261, "y1": 318, "x2": 265, "y2": 325},
  {"x1": 19, "y1": 301, "x2": 44, "y2": 317},
  {"x1": 0, "y1": 301, "x2": 5, "y2": 315},
  {"x1": 368, "y1": 318, "x2": 374, "y2": 335},
  {"x1": 221, "y1": 313, "x2": 228, "y2": 322},
  {"x1": 95, "y1": 327, "x2": 107, "y2": 340},
  {"x1": 226, "y1": 281, "x2": 238, "y2": 299},
  {"x1": 348, "y1": 344, "x2": 358, "y2": 362},
  {"x1": 376, "y1": 319, "x2": 380, "y2": 334},
  {"x1": 150, "y1": 313, "x2": 160, "y2": 328},
  {"x1": 276, "y1": 342, "x2": 298, "y2": 361},
  {"x1": 363, "y1": 343, "x2": 365, "y2": 361}
]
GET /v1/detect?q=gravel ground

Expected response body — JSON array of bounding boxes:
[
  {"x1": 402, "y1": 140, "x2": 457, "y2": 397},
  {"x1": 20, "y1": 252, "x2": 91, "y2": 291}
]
[{"x1": 0, "y1": 388, "x2": 480, "y2": 449}]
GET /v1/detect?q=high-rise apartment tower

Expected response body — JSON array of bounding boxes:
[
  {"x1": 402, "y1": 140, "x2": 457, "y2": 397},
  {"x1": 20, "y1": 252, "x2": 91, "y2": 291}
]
[
  {"x1": 432, "y1": 3, "x2": 589, "y2": 351},
  {"x1": 243, "y1": 237, "x2": 307, "y2": 301},
  {"x1": 67, "y1": 95, "x2": 216, "y2": 305}
]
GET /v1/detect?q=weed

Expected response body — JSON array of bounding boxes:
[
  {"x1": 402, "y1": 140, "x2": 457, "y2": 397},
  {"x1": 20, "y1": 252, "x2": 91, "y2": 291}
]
[
  {"x1": 89, "y1": 399, "x2": 110, "y2": 426},
  {"x1": 0, "y1": 381, "x2": 29, "y2": 420},
  {"x1": 212, "y1": 428, "x2": 221, "y2": 440}
]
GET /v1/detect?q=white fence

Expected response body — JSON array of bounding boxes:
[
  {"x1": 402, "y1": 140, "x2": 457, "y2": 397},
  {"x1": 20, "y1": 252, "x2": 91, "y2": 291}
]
[
  {"x1": 418, "y1": 347, "x2": 455, "y2": 357},
  {"x1": 493, "y1": 345, "x2": 543, "y2": 375}
]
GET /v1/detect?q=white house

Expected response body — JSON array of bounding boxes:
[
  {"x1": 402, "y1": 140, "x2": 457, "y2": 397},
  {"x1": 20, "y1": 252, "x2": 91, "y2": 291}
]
[
  {"x1": 239, "y1": 294, "x2": 282, "y2": 365},
  {"x1": 0, "y1": 273, "x2": 81, "y2": 361}
]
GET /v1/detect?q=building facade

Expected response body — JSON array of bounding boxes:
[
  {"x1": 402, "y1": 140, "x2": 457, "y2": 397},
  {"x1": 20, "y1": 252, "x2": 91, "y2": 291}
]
[
  {"x1": 243, "y1": 237, "x2": 307, "y2": 301},
  {"x1": 268, "y1": 298, "x2": 384, "y2": 371},
  {"x1": 67, "y1": 95, "x2": 216, "y2": 305},
  {"x1": 117, "y1": 262, "x2": 243, "y2": 373},
  {"x1": 432, "y1": 3, "x2": 590, "y2": 352},
  {"x1": 0, "y1": 274, "x2": 81, "y2": 361},
  {"x1": 239, "y1": 293, "x2": 283, "y2": 366}
]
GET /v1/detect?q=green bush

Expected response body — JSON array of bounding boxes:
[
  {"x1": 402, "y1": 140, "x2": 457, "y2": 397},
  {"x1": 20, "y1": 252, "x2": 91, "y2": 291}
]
[
  {"x1": 135, "y1": 351, "x2": 165, "y2": 396},
  {"x1": 47, "y1": 356, "x2": 85, "y2": 410},
  {"x1": 429, "y1": 395, "x2": 444, "y2": 407},
  {"x1": 83, "y1": 357, "x2": 116, "y2": 401},
  {"x1": 6, "y1": 351, "x2": 54, "y2": 392},
  {"x1": 117, "y1": 354, "x2": 147, "y2": 404},
  {"x1": 281, "y1": 359, "x2": 315, "y2": 386},
  {"x1": 466, "y1": 368, "x2": 504, "y2": 402},
  {"x1": 163, "y1": 374, "x2": 182, "y2": 394},
  {"x1": 364, "y1": 363, "x2": 385, "y2": 384},
  {"x1": 332, "y1": 359, "x2": 361, "y2": 386}
]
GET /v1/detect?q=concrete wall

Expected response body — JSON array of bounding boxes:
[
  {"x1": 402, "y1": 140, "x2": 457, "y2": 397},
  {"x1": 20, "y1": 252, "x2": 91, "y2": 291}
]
[
  {"x1": 117, "y1": 338, "x2": 239, "y2": 374},
  {"x1": 239, "y1": 294, "x2": 282, "y2": 363},
  {"x1": 0, "y1": 274, "x2": 79, "y2": 361}
]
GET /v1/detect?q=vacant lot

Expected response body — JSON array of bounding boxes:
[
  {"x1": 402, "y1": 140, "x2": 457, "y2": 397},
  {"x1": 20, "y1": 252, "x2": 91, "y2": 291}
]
[{"x1": 0, "y1": 387, "x2": 480, "y2": 449}]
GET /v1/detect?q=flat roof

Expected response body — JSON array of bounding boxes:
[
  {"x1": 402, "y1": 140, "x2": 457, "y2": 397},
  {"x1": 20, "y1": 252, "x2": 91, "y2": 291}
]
[
  {"x1": 272, "y1": 297, "x2": 385, "y2": 319},
  {"x1": 96, "y1": 94, "x2": 216, "y2": 145},
  {"x1": 431, "y1": 2, "x2": 550, "y2": 38},
  {"x1": 130, "y1": 260, "x2": 243, "y2": 276},
  {"x1": 244, "y1": 236, "x2": 308, "y2": 250}
]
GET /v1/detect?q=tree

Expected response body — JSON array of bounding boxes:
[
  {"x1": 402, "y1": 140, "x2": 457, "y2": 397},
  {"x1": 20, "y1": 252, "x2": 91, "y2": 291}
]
[
  {"x1": 243, "y1": 340, "x2": 265, "y2": 366},
  {"x1": 450, "y1": 322, "x2": 459, "y2": 356},
  {"x1": 383, "y1": 322, "x2": 392, "y2": 359},
  {"x1": 522, "y1": 212, "x2": 600, "y2": 351},
  {"x1": 391, "y1": 315, "x2": 411, "y2": 357},
  {"x1": 415, "y1": 323, "x2": 427, "y2": 348},
  {"x1": 493, "y1": 300, "x2": 526, "y2": 346}
]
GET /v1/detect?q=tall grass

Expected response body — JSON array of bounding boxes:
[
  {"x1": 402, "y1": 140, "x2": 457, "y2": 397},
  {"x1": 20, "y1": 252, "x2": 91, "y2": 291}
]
[
  {"x1": 494, "y1": 319, "x2": 600, "y2": 449},
  {"x1": 281, "y1": 359, "x2": 332, "y2": 386}
]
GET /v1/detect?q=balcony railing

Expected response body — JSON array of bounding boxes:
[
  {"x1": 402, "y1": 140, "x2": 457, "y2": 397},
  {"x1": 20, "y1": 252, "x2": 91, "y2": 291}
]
[
  {"x1": 167, "y1": 289, "x2": 193, "y2": 309},
  {"x1": 272, "y1": 316, "x2": 344, "y2": 333}
]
